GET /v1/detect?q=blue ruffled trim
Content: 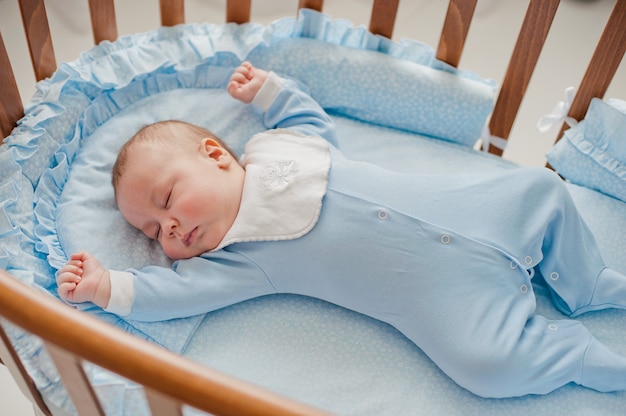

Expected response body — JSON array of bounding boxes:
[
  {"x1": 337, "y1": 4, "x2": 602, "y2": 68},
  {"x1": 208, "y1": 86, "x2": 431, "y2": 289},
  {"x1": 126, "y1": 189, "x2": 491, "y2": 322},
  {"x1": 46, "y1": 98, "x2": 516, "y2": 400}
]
[{"x1": 576, "y1": 99, "x2": 626, "y2": 180}]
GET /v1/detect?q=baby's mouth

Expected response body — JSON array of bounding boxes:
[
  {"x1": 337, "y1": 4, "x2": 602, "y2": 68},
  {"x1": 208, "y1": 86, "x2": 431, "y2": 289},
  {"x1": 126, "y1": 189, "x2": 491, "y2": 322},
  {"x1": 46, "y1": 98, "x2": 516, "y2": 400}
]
[{"x1": 182, "y1": 227, "x2": 198, "y2": 246}]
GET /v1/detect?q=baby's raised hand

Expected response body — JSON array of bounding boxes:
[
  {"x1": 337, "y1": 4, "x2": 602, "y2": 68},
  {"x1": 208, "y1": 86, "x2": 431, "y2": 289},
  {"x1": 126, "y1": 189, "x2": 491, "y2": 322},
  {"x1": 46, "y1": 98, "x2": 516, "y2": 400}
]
[
  {"x1": 57, "y1": 251, "x2": 110, "y2": 308},
  {"x1": 227, "y1": 61, "x2": 268, "y2": 103}
]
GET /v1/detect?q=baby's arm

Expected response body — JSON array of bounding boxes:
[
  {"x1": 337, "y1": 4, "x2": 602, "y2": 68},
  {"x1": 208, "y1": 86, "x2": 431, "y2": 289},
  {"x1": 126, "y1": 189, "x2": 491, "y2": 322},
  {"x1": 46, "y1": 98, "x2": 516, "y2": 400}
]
[
  {"x1": 57, "y1": 251, "x2": 111, "y2": 309},
  {"x1": 228, "y1": 62, "x2": 338, "y2": 146},
  {"x1": 59, "y1": 251, "x2": 275, "y2": 321}
]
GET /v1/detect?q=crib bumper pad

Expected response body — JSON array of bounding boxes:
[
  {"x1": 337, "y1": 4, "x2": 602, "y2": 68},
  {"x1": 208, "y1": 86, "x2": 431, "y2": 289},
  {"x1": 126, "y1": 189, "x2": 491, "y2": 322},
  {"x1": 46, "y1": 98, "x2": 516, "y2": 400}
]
[{"x1": 547, "y1": 98, "x2": 626, "y2": 202}]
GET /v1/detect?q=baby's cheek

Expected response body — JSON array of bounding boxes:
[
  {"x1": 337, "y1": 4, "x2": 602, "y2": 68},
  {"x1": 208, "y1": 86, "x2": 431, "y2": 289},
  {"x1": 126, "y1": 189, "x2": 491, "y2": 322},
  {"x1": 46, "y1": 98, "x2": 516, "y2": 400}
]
[
  {"x1": 162, "y1": 244, "x2": 182, "y2": 261},
  {"x1": 179, "y1": 194, "x2": 206, "y2": 220}
]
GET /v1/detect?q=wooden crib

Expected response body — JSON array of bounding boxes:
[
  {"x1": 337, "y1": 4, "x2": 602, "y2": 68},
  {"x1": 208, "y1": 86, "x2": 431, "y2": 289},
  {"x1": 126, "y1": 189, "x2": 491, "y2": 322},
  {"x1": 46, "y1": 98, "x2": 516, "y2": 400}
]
[{"x1": 1, "y1": 1, "x2": 625, "y2": 415}]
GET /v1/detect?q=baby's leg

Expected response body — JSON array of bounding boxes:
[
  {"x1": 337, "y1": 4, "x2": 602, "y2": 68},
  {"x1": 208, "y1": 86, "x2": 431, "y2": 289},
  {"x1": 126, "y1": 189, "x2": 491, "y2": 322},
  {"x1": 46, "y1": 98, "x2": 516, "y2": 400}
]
[
  {"x1": 444, "y1": 170, "x2": 626, "y2": 396},
  {"x1": 381, "y1": 166, "x2": 626, "y2": 315},
  {"x1": 447, "y1": 314, "x2": 626, "y2": 398},
  {"x1": 526, "y1": 170, "x2": 626, "y2": 316},
  {"x1": 549, "y1": 267, "x2": 626, "y2": 317},
  {"x1": 387, "y1": 210, "x2": 626, "y2": 398}
]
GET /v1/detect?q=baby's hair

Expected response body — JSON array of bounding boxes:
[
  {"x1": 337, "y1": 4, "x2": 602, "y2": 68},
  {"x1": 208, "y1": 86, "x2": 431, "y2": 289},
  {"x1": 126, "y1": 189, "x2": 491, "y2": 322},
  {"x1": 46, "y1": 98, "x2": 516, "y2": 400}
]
[{"x1": 112, "y1": 120, "x2": 233, "y2": 199}]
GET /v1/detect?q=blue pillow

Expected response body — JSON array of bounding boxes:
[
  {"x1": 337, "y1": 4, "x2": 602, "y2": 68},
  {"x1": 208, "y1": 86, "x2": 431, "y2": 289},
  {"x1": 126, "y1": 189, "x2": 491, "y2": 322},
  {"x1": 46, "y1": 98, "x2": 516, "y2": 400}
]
[
  {"x1": 250, "y1": 37, "x2": 494, "y2": 146},
  {"x1": 547, "y1": 98, "x2": 626, "y2": 202}
]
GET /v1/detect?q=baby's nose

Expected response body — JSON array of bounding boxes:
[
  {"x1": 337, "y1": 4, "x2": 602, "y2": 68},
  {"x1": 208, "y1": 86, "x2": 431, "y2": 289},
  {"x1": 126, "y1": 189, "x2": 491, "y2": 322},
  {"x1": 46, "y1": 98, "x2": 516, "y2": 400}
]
[{"x1": 164, "y1": 219, "x2": 180, "y2": 238}]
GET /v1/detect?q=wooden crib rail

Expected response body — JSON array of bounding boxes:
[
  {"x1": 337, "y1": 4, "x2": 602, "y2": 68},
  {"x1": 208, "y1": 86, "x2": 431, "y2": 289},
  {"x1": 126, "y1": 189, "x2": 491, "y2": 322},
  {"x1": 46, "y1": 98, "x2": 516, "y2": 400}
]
[
  {"x1": 486, "y1": 0, "x2": 560, "y2": 156},
  {"x1": 227, "y1": 0, "x2": 252, "y2": 24},
  {"x1": 0, "y1": 322, "x2": 51, "y2": 416},
  {"x1": 369, "y1": 0, "x2": 400, "y2": 39},
  {"x1": 88, "y1": 0, "x2": 117, "y2": 44},
  {"x1": 18, "y1": 0, "x2": 56, "y2": 82},
  {"x1": 436, "y1": 0, "x2": 477, "y2": 68},
  {"x1": 160, "y1": 0, "x2": 185, "y2": 27},
  {"x1": 553, "y1": 0, "x2": 626, "y2": 145},
  {"x1": 0, "y1": 32, "x2": 24, "y2": 140},
  {"x1": 0, "y1": 270, "x2": 329, "y2": 416}
]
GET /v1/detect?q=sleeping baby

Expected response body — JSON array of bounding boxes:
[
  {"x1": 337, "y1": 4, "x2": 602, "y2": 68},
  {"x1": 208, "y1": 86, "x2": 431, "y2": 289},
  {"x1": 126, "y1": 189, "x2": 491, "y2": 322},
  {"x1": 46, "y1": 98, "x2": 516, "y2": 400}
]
[{"x1": 57, "y1": 62, "x2": 626, "y2": 398}]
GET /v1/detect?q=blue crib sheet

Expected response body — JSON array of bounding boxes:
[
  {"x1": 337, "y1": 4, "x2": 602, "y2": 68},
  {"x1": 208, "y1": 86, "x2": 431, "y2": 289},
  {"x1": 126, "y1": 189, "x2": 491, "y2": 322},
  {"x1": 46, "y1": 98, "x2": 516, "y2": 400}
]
[{"x1": 1, "y1": 10, "x2": 625, "y2": 416}]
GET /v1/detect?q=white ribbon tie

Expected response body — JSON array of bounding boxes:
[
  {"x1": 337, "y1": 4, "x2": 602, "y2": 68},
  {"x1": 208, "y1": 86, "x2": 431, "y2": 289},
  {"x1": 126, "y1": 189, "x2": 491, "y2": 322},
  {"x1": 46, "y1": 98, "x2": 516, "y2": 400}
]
[
  {"x1": 536, "y1": 86, "x2": 578, "y2": 133},
  {"x1": 480, "y1": 123, "x2": 508, "y2": 153}
]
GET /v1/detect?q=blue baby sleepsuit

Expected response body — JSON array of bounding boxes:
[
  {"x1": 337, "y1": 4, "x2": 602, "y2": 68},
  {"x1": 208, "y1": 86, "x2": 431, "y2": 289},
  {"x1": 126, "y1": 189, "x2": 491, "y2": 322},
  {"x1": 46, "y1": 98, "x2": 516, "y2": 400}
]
[{"x1": 106, "y1": 72, "x2": 626, "y2": 398}]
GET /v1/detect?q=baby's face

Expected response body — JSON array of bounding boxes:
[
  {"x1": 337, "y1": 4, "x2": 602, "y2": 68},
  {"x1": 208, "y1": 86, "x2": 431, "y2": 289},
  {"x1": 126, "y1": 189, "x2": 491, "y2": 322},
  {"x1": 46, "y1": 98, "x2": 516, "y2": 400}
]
[{"x1": 115, "y1": 139, "x2": 245, "y2": 259}]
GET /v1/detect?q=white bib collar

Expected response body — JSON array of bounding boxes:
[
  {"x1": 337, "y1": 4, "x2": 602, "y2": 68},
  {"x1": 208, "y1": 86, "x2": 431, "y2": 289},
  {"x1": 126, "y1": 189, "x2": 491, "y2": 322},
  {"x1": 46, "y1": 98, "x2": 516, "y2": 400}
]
[{"x1": 213, "y1": 129, "x2": 331, "y2": 251}]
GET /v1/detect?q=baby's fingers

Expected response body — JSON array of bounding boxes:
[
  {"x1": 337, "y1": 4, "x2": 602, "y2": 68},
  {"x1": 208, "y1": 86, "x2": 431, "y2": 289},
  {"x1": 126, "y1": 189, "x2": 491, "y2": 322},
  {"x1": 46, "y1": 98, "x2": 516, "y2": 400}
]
[
  {"x1": 59, "y1": 263, "x2": 82, "y2": 278},
  {"x1": 57, "y1": 269, "x2": 81, "y2": 285},
  {"x1": 58, "y1": 280, "x2": 77, "y2": 291},
  {"x1": 64, "y1": 258, "x2": 83, "y2": 269},
  {"x1": 229, "y1": 71, "x2": 246, "y2": 84},
  {"x1": 229, "y1": 62, "x2": 253, "y2": 83},
  {"x1": 226, "y1": 81, "x2": 241, "y2": 99},
  {"x1": 57, "y1": 280, "x2": 78, "y2": 300},
  {"x1": 235, "y1": 62, "x2": 253, "y2": 78}
]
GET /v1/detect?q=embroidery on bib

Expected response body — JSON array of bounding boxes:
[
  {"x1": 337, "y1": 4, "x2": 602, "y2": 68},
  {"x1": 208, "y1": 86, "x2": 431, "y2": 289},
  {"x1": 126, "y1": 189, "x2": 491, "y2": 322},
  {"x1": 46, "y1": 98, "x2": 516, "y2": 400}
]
[{"x1": 255, "y1": 160, "x2": 299, "y2": 190}]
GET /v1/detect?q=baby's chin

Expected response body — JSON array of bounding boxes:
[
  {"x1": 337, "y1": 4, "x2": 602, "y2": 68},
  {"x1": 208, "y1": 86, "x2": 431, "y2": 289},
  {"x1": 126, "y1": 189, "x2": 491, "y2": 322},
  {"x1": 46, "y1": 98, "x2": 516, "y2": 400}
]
[{"x1": 164, "y1": 245, "x2": 213, "y2": 260}]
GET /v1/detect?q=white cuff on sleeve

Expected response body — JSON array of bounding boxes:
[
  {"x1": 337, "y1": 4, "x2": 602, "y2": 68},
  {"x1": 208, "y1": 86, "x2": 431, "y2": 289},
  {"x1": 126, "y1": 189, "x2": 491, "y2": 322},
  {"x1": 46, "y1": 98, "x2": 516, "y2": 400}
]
[
  {"x1": 251, "y1": 71, "x2": 285, "y2": 112},
  {"x1": 104, "y1": 270, "x2": 135, "y2": 316}
]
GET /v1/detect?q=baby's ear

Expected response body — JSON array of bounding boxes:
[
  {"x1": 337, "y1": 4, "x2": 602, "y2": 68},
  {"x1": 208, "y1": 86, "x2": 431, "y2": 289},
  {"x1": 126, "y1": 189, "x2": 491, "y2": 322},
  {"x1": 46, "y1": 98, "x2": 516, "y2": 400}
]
[{"x1": 200, "y1": 138, "x2": 230, "y2": 166}]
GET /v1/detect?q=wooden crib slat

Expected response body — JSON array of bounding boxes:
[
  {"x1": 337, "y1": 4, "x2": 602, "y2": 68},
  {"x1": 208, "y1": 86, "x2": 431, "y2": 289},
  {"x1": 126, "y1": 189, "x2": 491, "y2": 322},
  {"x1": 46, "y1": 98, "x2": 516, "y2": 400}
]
[
  {"x1": 553, "y1": 0, "x2": 626, "y2": 144},
  {"x1": 44, "y1": 342, "x2": 106, "y2": 416},
  {"x1": 160, "y1": 0, "x2": 185, "y2": 27},
  {"x1": 298, "y1": 0, "x2": 324, "y2": 12},
  {"x1": 88, "y1": 0, "x2": 118, "y2": 44},
  {"x1": 18, "y1": 0, "x2": 56, "y2": 81},
  {"x1": 0, "y1": 32, "x2": 24, "y2": 140},
  {"x1": 487, "y1": 0, "x2": 560, "y2": 156},
  {"x1": 226, "y1": 0, "x2": 251, "y2": 24},
  {"x1": 436, "y1": 0, "x2": 478, "y2": 67},
  {"x1": 369, "y1": 0, "x2": 399, "y2": 39},
  {"x1": 145, "y1": 388, "x2": 184, "y2": 416},
  {"x1": 0, "y1": 323, "x2": 52, "y2": 416}
]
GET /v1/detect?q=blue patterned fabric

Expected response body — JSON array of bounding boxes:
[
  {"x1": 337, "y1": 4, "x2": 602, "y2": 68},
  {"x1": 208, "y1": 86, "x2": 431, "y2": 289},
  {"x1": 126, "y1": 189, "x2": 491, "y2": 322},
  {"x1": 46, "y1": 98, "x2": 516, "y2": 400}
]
[{"x1": 547, "y1": 98, "x2": 626, "y2": 202}]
